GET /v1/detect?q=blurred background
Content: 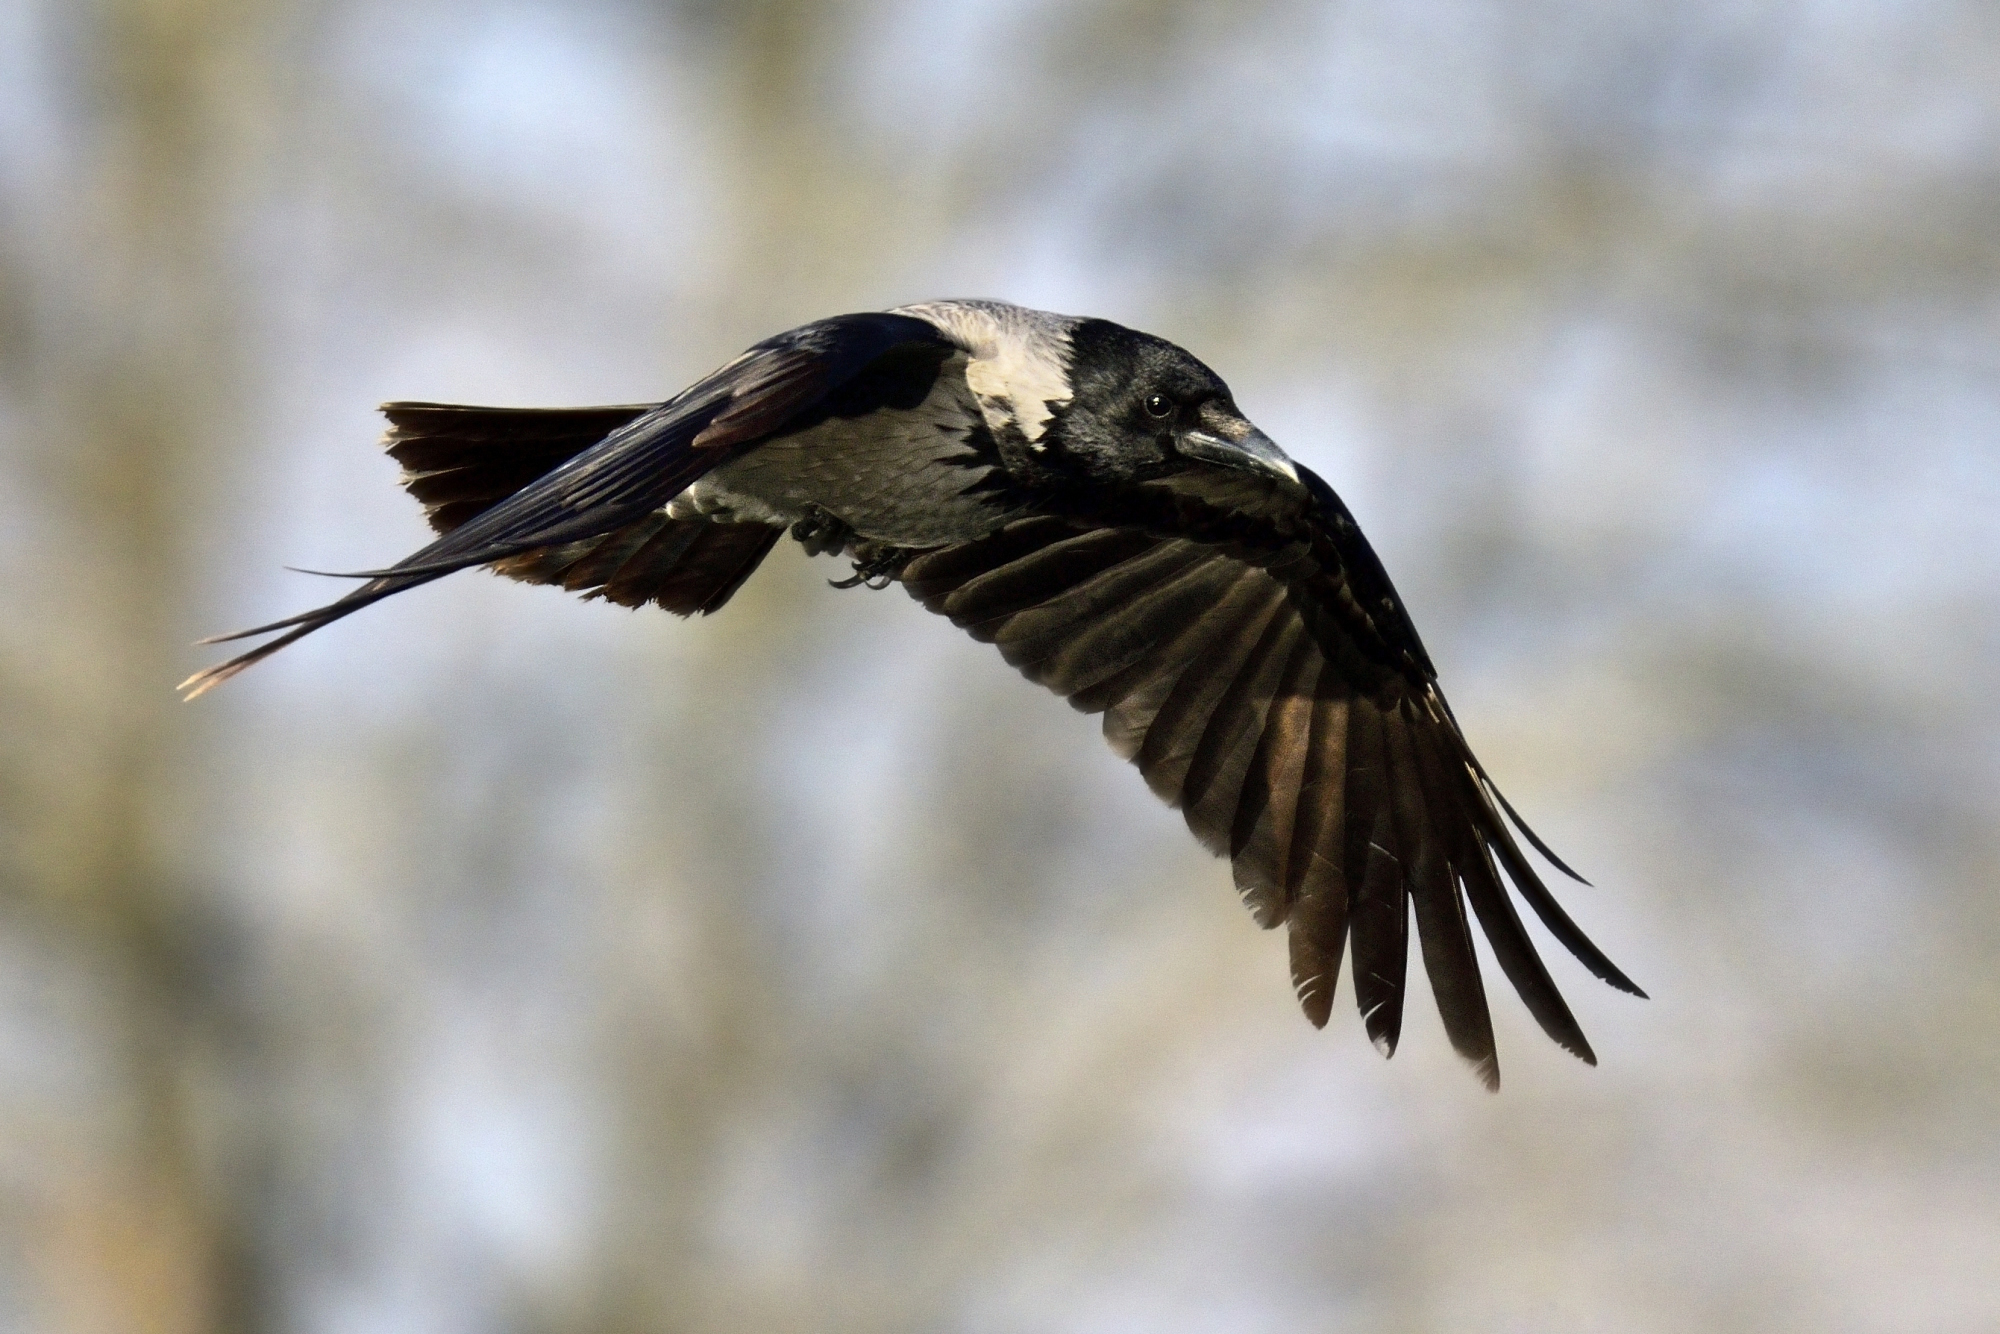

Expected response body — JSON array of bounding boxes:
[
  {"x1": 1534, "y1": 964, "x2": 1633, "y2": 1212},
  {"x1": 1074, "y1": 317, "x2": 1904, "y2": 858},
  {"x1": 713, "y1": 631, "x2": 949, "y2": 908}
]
[{"x1": 3, "y1": 1, "x2": 1997, "y2": 1330}]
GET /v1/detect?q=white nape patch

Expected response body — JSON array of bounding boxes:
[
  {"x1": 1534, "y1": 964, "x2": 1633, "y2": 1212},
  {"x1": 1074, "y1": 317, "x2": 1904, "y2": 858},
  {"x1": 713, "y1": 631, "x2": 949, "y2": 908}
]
[{"x1": 895, "y1": 299, "x2": 1076, "y2": 447}]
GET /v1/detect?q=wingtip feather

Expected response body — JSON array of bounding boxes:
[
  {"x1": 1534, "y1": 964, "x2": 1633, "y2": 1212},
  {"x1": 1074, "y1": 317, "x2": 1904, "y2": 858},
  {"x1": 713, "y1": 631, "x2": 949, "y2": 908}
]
[
  {"x1": 177, "y1": 667, "x2": 228, "y2": 701},
  {"x1": 177, "y1": 652, "x2": 259, "y2": 701}
]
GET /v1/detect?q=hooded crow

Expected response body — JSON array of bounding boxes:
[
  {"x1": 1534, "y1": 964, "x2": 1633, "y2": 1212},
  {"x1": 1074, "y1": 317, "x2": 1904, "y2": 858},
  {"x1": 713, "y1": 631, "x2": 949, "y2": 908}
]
[{"x1": 183, "y1": 299, "x2": 1642, "y2": 1086}]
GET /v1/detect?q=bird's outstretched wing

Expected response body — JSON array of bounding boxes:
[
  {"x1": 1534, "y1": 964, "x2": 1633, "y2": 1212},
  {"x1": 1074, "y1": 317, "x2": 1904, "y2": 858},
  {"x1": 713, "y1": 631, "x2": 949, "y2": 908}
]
[
  {"x1": 180, "y1": 312, "x2": 947, "y2": 697},
  {"x1": 899, "y1": 467, "x2": 1642, "y2": 1088}
]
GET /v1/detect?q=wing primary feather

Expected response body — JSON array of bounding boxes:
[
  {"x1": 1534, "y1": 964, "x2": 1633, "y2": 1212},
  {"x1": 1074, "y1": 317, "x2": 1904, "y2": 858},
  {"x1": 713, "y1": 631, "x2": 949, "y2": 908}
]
[
  {"x1": 1285, "y1": 686, "x2": 1352, "y2": 1027},
  {"x1": 1287, "y1": 896, "x2": 1348, "y2": 1029},
  {"x1": 243, "y1": 545, "x2": 593, "y2": 581},
  {"x1": 990, "y1": 542, "x2": 1205, "y2": 668},
  {"x1": 1180, "y1": 607, "x2": 1299, "y2": 827},
  {"x1": 1094, "y1": 566, "x2": 1267, "y2": 758},
  {"x1": 899, "y1": 517, "x2": 1085, "y2": 604},
  {"x1": 1285, "y1": 684, "x2": 1349, "y2": 904},
  {"x1": 178, "y1": 570, "x2": 450, "y2": 698},
  {"x1": 1487, "y1": 780, "x2": 1592, "y2": 886},
  {"x1": 1177, "y1": 615, "x2": 1304, "y2": 922},
  {"x1": 1023, "y1": 548, "x2": 1224, "y2": 697},
  {"x1": 1067, "y1": 560, "x2": 1254, "y2": 715},
  {"x1": 1287, "y1": 913, "x2": 1345, "y2": 1029},
  {"x1": 897, "y1": 524, "x2": 1237, "y2": 710},
  {"x1": 1402, "y1": 698, "x2": 1596, "y2": 1061},
  {"x1": 1483, "y1": 806, "x2": 1647, "y2": 998},
  {"x1": 1426, "y1": 690, "x2": 1592, "y2": 887},
  {"x1": 1463, "y1": 840, "x2": 1598, "y2": 1062},
  {"x1": 1227, "y1": 632, "x2": 1319, "y2": 919},
  {"x1": 1132, "y1": 583, "x2": 1290, "y2": 811},
  {"x1": 1344, "y1": 699, "x2": 1408, "y2": 1057},
  {"x1": 1384, "y1": 696, "x2": 1498, "y2": 1087},
  {"x1": 942, "y1": 529, "x2": 1161, "y2": 631}
]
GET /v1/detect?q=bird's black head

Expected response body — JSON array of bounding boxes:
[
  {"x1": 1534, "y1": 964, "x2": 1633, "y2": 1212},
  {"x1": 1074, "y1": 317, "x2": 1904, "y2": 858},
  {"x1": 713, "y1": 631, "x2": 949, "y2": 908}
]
[{"x1": 1047, "y1": 319, "x2": 1298, "y2": 489}]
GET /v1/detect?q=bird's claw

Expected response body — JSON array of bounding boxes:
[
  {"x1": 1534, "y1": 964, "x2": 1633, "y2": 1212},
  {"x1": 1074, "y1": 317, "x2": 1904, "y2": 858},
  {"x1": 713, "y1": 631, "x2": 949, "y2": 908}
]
[{"x1": 829, "y1": 548, "x2": 906, "y2": 590}]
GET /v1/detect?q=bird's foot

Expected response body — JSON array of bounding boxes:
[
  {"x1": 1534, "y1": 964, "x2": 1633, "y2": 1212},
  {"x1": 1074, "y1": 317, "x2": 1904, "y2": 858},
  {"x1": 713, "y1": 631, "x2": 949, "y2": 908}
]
[
  {"x1": 790, "y1": 504, "x2": 856, "y2": 559},
  {"x1": 829, "y1": 545, "x2": 909, "y2": 591}
]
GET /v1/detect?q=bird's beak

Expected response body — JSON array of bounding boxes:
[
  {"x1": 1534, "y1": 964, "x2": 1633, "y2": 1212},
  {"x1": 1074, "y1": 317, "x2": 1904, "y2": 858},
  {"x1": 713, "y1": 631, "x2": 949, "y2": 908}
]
[{"x1": 1179, "y1": 416, "x2": 1299, "y2": 485}]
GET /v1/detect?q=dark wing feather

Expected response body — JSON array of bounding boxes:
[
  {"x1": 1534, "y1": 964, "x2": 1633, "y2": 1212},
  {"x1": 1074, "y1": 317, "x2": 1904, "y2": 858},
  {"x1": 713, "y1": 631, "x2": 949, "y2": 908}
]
[
  {"x1": 1228, "y1": 633, "x2": 1319, "y2": 928},
  {"x1": 1177, "y1": 609, "x2": 1302, "y2": 871},
  {"x1": 1343, "y1": 697, "x2": 1408, "y2": 1057},
  {"x1": 182, "y1": 313, "x2": 948, "y2": 697},
  {"x1": 899, "y1": 475, "x2": 1638, "y2": 1083},
  {"x1": 382, "y1": 403, "x2": 656, "y2": 535},
  {"x1": 1385, "y1": 694, "x2": 1497, "y2": 1086},
  {"x1": 1285, "y1": 688, "x2": 1351, "y2": 1027},
  {"x1": 1012, "y1": 544, "x2": 1216, "y2": 694},
  {"x1": 1404, "y1": 696, "x2": 1595, "y2": 1063},
  {"x1": 479, "y1": 512, "x2": 779, "y2": 617}
]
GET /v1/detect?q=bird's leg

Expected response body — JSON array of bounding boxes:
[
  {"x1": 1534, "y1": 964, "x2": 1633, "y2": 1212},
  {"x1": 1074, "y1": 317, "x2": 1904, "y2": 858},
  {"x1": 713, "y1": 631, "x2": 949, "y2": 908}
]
[
  {"x1": 789, "y1": 503, "x2": 856, "y2": 558},
  {"x1": 791, "y1": 505, "x2": 906, "y2": 589}
]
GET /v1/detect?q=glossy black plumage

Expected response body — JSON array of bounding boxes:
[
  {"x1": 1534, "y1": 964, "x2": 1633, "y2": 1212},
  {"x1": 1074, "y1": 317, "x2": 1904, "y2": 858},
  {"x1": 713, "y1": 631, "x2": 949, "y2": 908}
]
[{"x1": 185, "y1": 298, "x2": 1641, "y2": 1086}]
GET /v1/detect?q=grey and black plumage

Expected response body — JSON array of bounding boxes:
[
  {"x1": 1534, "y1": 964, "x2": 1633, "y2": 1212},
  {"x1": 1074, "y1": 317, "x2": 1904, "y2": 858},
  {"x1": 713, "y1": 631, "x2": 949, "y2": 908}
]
[{"x1": 183, "y1": 298, "x2": 1643, "y2": 1086}]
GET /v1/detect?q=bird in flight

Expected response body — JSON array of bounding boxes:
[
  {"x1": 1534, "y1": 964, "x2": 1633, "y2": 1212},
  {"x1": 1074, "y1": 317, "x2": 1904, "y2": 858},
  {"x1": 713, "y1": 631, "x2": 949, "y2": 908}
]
[{"x1": 183, "y1": 299, "x2": 1642, "y2": 1086}]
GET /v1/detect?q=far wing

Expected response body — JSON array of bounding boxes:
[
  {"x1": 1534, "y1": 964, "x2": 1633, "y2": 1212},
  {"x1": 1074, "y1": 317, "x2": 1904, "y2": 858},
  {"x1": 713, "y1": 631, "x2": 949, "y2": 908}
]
[
  {"x1": 182, "y1": 312, "x2": 948, "y2": 697},
  {"x1": 899, "y1": 508, "x2": 1642, "y2": 1088}
]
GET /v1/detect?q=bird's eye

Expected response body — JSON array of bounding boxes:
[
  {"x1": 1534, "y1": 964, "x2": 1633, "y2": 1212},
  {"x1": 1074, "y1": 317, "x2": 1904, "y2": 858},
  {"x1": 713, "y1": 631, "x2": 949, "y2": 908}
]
[{"x1": 1143, "y1": 393, "x2": 1173, "y2": 419}]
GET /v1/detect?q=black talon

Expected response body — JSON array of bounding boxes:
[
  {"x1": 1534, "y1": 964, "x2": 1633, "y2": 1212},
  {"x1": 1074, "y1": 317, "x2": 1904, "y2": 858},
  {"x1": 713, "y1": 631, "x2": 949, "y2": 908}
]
[{"x1": 829, "y1": 547, "x2": 907, "y2": 590}]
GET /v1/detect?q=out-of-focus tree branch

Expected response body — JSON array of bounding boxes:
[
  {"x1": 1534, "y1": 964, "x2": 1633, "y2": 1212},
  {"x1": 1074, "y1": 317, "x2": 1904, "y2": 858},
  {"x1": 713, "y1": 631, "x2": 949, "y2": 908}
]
[{"x1": 2, "y1": 2, "x2": 280, "y2": 1330}]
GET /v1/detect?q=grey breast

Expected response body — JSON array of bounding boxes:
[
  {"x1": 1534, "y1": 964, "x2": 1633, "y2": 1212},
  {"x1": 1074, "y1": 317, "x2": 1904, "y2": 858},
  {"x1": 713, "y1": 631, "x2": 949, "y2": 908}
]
[{"x1": 665, "y1": 350, "x2": 1024, "y2": 549}]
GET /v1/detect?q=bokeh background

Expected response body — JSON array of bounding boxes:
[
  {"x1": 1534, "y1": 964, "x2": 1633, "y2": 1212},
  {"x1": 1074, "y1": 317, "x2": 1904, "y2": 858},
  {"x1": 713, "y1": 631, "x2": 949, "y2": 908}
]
[{"x1": 3, "y1": 1, "x2": 1997, "y2": 1330}]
